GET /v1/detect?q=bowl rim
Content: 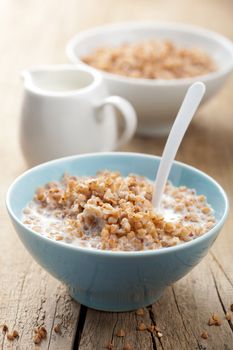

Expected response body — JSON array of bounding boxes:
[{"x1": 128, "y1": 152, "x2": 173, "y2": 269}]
[
  {"x1": 66, "y1": 21, "x2": 233, "y2": 87},
  {"x1": 6, "y1": 152, "x2": 229, "y2": 257}
]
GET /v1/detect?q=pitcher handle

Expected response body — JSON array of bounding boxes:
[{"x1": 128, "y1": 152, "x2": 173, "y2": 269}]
[{"x1": 99, "y1": 96, "x2": 137, "y2": 149}]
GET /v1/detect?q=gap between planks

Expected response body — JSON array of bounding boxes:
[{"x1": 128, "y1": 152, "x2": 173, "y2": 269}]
[
  {"x1": 76, "y1": 254, "x2": 233, "y2": 350},
  {"x1": 1, "y1": 252, "x2": 233, "y2": 349}
]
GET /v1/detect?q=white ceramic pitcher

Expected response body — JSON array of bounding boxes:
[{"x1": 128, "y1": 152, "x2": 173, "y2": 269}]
[{"x1": 20, "y1": 65, "x2": 137, "y2": 166}]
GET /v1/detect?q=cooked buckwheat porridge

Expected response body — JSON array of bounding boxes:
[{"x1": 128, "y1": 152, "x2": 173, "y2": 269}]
[
  {"x1": 22, "y1": 171, "x2": 216, "y2": 251},
  {"x1": 82, "y1": 39, "x2": 216, "y2": 79}
]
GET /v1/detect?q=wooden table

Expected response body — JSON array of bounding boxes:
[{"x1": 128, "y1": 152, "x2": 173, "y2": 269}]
[{"x1": 0, "y1": 0, "x2": 233, "y2": 349}]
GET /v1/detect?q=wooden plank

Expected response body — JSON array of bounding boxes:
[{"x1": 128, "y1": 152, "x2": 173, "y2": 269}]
[
  {"x1": 77, "y1": 256, "x2": 233, "y2": 350},
  {"x1": 78, "y1": 307, "x2": 161, "y2": 350},
  {"x1": 151, "y1": 257, "x2": 233, "y2": 350},
  {"x1": 0, "y1": 256, "x2": 80, "y2": 350}
]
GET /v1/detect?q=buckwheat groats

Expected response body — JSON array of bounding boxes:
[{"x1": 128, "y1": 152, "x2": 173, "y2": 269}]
[
  {"x1": 82, "y1": 39, "x2": 216, "y2": 79},
  {"x1": 22, "y1": 171, "x2": 216, "y2": 251}
]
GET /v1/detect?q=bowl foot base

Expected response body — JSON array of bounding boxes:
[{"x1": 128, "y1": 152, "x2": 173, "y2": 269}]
[{"x1": 68, "y1": 287, "x2": 163, "y2": 312}]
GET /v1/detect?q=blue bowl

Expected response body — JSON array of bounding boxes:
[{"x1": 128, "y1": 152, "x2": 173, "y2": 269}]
[{"x1": 6, "y1": 153, "x2": 229, "y2": 311}]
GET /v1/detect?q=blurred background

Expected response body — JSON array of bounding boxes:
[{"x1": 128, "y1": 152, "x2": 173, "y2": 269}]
[{"x1": 1, "y1": 0, "x2": 232, "y2": 174}]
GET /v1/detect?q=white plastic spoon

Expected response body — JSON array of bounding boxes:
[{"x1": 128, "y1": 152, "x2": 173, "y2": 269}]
[{"x1": 152, "y1": 82, "x2": 206, "y2": 210}]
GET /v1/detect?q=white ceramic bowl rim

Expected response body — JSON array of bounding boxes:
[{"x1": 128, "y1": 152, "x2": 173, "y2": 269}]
[
  {"x1": 66, "y1": 21, "x2": 233, "y2": 86},
  {"x1": 6, "y1": 152, "x2": 229, "y2": 257}
]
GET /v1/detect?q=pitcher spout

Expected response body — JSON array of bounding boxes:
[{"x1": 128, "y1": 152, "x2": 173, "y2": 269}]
[
  {"x1": 21, "y1": 69, "x2": 33, "y2": 81},
  {"x1": 20, "y1": 64, "x2": 101, "y2": 96},
  {"x1": 21, "y1": 66, "x2": 62, "y2": 95},
  {"x1": 21, "y1": 68, "x2": 40, "y2": 94}
]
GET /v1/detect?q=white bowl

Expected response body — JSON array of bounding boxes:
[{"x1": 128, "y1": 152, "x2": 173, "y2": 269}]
[{"x1": 67, "y1": 22, "x2": 233, "y2": 136}]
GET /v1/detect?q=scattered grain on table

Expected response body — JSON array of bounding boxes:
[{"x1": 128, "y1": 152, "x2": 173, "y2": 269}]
[
  {"x1": 123, "y1": 344, "x2": 133, "y2": 350},
  {"x1": 2, "y1": 324, "x2": 8, "y2": 333},
  {"x1": 54, "y1": 323, "x2": 62, "y2": 334},
  {"x1": 7, "y1": 333, "x2": 15, "y2": 341},
  {"x1": 116, "y1": 329, "x2": 125, "y2": 337},
  {"x1": 6, "y1": 329, "x2": 19, "y2": 341},
  {"x1": 201, "y1": 331, "x2": 209, "y2": 339},
  {"x1": 208, "y1": 313, "x2": 222, "y2": 326},
  {"x1": 33, "y1": 334, "x2": 42, "y2": 345},
  {"x1": 105, "y1": 342, "x2": 114, "y2": 349},
  {"x1": 33, "y1": 326, "x2": 47, "y2": 344},
  {"x1": 156, "y1": 331, "x2": 163, "y2": 338},
  {"x1": 135, "y1": 308, "x2": 144, "y2": 316},
  {"x1": 137, "y1": 322, "x2": 147, "y2": 331}
]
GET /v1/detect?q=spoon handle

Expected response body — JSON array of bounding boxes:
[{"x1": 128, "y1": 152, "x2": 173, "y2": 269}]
[{"x1": 152, "y1": 82, "x2": 206, "y2": 210}]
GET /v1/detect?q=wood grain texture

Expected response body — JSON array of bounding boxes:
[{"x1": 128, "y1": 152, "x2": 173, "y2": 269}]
[
  {"x1": 0, "y1": 249, "x2": 80, "y2": 350},
  {"x1": 78, "y1": 306, "x2": 162, "y2": 350},
  {"x1": 0, "y1": 0, "x2": 233, "y2": 349}
]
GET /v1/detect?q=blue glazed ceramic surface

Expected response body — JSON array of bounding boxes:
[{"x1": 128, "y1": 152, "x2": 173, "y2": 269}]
[{"x1": 6, "y1": 153, "x2": 229, "y2": 311}]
